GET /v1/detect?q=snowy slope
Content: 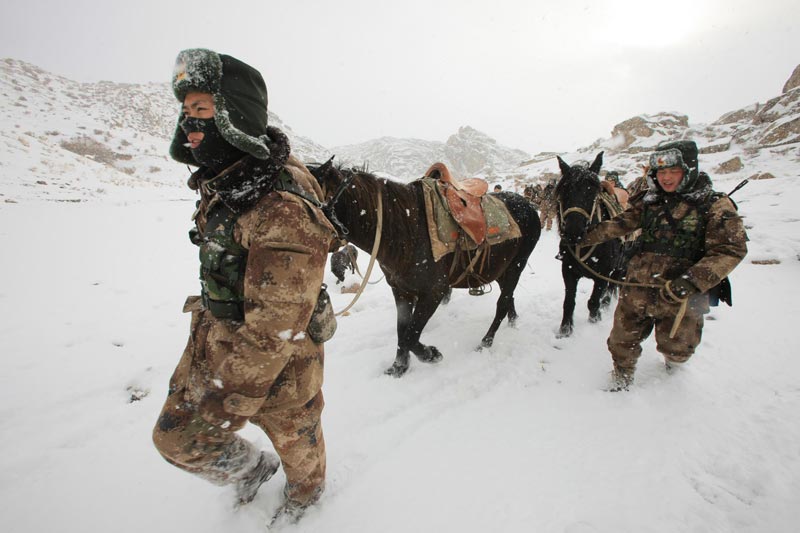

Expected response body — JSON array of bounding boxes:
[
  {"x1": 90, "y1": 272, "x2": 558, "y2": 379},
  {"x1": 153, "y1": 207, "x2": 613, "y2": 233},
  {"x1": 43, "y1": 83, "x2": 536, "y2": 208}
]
[
  {"x1": 0, "y1": 176, "x2": 798, "y2": 532},
  {"x1": 0, "y1": 58, "x2": 329, "y2": 202}
]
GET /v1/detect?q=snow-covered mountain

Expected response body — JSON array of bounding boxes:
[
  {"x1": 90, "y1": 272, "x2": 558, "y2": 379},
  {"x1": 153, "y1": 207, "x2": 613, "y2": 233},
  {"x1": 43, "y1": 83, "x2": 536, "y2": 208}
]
[
  {"x1": 333, "y1": 125, "x2": 530, "y2": 182},
  {"x1": 1, "y1": 57, "x2": 798, "y2": 202},
  {"x1": 0, "y1": 58, "x2": 328, "y2": 202},
  {"x1": 0, "y1": 59, "x2": 532, "y2": 199},
  {"x1": 514, "y1": 65, "x2": 800, "y2": 192}
]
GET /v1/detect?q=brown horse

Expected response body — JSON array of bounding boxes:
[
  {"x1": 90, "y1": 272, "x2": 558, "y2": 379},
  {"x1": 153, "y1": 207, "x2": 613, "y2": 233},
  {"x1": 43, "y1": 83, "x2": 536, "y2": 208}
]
[{"x1": 311, "y1": 161, "x2": 541, "y2": 377}]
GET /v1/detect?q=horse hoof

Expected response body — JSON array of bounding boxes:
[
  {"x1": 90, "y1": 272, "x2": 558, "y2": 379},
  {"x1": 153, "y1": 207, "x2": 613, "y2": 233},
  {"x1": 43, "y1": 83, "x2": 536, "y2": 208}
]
[
  {"x1": 480, "y1": 337, "x2": 494, "y2": 348},
  {"x1": 385, "y1": 362, "x2": 409, "y2": 378},
  {"x1": 589, "y1": 314, "x2": 601, "y2": 323},
  {"x1": 416, "y1": 346, "x2": 443, "y2": 364},
  {"x1": 556, "y1": 327, "x2": 573, "y2": 338}
]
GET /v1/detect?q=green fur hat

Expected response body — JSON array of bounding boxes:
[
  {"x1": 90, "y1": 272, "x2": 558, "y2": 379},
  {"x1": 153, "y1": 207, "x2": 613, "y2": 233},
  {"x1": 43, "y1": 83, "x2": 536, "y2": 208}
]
[{"x1": 169, "y1": 48, "x2": 270, "y2": 165}]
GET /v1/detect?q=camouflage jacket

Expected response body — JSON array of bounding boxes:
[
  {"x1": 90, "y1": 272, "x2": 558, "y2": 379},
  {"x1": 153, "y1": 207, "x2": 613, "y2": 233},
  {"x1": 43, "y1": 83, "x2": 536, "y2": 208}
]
[
  {"x1": 583, "y1": 188, "x2": 747, "y2": 294},
  {"x1": 183, "y1": 155, "x2": 338, "y2": 421}
]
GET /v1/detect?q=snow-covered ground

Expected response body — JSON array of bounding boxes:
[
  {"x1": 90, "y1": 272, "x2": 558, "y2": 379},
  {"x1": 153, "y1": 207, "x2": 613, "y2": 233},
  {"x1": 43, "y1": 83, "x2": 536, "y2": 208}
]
[{"x1": 1, "y1": 163, "x2": 799, "y2": 532}]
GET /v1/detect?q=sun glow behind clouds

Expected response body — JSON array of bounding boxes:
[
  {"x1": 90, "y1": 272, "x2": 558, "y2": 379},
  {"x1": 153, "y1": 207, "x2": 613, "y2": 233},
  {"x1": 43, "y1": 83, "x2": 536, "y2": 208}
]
[{"x1": 597, "y1": 0, "x2": 706, "y2": 48}]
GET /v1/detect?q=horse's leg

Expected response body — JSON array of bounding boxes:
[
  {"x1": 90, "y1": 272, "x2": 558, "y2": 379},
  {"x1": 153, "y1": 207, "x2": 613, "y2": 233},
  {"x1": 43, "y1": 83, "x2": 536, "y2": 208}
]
[
  {"x1": 600, "y1": 284, "x2": 613, "y2": 309},
  {"x1": 558, "y1": 265, "x2": 578, "y2": 338},
  {"x1": 440, "y1": 286, "x2": 452, "y2": 306},
  {"x1": 385, "y1": 287, "x2": 415, "y2": 377},
  {"x1": 588, "y1": 279, "x2": 609, "y2": 323},
  {"x1": 406, "y1": 289, "x2": 446, "y2": 364},
  {"x1": 386, "y1": 286, "x2": 446, "y2": 377},
  {"x1": 480, "y1": 258, "x2": 526, "y2": 348}
]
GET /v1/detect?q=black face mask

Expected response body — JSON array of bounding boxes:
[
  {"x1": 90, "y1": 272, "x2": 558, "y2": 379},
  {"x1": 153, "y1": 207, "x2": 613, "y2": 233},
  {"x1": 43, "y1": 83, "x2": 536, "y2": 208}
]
[{"x1": 179, "y1": 116, "x2": 245, "y2": 172}]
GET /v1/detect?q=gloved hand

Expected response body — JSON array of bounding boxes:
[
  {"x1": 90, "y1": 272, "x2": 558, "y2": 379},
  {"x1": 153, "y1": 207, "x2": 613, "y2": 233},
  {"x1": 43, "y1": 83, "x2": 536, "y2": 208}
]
[{"x1": 660, "y1": 277, "x2": 698, "y2": 303}]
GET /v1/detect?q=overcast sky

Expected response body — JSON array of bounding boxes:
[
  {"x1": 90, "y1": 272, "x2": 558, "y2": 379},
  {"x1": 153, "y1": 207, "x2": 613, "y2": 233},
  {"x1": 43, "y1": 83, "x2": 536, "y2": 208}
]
[{"x1": 2, "y1": 0, "x2": 798, "y2": 153}]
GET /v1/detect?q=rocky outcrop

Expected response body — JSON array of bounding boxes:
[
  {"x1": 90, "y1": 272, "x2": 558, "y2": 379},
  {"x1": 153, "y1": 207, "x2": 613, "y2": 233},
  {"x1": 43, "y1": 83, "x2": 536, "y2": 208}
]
[
  {"x1": 783, "y1": 64, "x2": 800, "y2": 94},
  {"x1": 608, "y1": 113, "x2": 689, "y2": 150},
  {"x1": 715, "y1": 157, "x2": 744, "y2": 174},
  {"x1": 749, "y1": 172, "x2": 776, "y2": 180},
  {"x1": 443, "y1": 126, "x2": 529, "y2": 178}
]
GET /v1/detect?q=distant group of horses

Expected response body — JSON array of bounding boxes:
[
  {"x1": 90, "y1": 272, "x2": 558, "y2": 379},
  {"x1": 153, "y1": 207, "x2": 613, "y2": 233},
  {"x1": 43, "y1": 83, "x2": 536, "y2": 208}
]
[{"x1": 311, "y1": 151, "x2": 626, "y2": 377}]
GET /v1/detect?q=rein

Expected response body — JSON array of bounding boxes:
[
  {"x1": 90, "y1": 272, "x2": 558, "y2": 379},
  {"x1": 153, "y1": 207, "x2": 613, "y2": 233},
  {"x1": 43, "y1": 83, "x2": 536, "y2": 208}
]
[
  {"x1": 333, "y1": 188, "x2": 383, "y2": 316},
  {"x1": 345, "y1": 242, "x2": 385, "y2": 285},
  {"x1": 560, "y1": 191, "x2": 687, "y2": 338}
]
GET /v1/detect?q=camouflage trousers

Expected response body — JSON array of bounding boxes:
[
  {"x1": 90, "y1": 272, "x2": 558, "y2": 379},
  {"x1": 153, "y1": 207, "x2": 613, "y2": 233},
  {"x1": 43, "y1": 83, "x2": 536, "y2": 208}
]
[
  {"x1": 607, "y1": 286, "x2": 705, "y2": 374},
  {"x1": 152, "y1": 386, "x2": 326, "y2": 506},
  {"x1": 539, "y1": 208, "x2": 555, "y2": 231}
]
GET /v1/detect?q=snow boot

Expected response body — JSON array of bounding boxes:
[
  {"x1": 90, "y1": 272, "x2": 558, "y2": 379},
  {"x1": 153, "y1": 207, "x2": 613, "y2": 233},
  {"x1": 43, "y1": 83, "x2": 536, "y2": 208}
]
[
  {"x1": 235, "y1": 451, "x2": 280, "y2": 507},
  {"x1": 606, "y1": 368, "x2": 634, "y2": 392},
  {"x1": 269, "y1": 488, "x2": 322, "y2": 526},
  {"x1": 664, "y1": 359, "x2": 686, "y2": 375}
]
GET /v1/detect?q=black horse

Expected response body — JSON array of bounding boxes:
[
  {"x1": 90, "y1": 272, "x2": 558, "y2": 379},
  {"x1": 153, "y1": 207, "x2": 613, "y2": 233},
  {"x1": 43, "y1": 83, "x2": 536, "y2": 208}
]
[
  {"x1": 312, "y1": 161, "x2": 541, "y2": 377},
  {"x1": 554, "y1": 152, "x2": 626, "y2": 337}
]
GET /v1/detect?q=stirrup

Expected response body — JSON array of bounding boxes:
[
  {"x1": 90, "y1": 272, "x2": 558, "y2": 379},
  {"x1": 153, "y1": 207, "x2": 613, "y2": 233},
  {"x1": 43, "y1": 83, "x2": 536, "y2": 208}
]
[{"x1": 468, "y1": 286, "x2": 486, "y2": 296}]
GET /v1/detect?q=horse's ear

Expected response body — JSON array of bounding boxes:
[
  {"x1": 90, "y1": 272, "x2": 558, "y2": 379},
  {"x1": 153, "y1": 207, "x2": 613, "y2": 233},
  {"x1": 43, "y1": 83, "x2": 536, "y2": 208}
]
[
  {"x1": 557, "y1": 156, "x2": 571, "y2": 176},
  {"x1": 589, "y1": 151, "x2": 604, "y2": 175},
  {"x1": 310, "y1": 155, "x2": 336, "y2": 183}
]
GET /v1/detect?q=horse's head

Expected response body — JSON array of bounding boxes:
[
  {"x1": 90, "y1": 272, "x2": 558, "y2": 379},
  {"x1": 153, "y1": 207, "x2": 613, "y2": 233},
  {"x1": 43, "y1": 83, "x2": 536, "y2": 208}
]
[
  {"x1": 308, "y1": 156, "x2": 346, "y2": 203},
  {"x1": 555, "y1": 151, "x2": 604, "y2": 245}
]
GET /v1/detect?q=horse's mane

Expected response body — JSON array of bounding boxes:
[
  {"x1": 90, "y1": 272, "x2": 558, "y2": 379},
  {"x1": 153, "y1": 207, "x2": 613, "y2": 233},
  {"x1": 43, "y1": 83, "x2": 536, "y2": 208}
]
[{"x1": 337, "y1": 167, "x2": 420, "y2": 205}]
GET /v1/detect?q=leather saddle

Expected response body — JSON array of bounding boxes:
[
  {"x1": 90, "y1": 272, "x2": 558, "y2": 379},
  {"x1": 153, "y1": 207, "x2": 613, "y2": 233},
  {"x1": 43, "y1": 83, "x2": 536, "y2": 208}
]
[{"x1": 424, "y1": 162, "x2": 489, "y2": 245}]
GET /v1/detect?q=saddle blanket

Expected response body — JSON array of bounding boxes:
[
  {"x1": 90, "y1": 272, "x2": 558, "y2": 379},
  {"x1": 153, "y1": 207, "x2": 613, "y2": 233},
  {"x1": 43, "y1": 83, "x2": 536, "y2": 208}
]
[{"x1": 419, "y1": 178, "x2": 522, "y2": 262}]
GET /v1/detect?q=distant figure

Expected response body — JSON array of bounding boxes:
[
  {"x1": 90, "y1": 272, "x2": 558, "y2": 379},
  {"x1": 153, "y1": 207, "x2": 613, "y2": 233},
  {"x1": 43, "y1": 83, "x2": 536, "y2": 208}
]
[
  {"x1": 627, "y1": 164, "x2": 650, "y2": 198},
  {"x1": 524, "y1": 183, "x2": 544, "y2": 208},
  {"x1": 331, "y1": 243, "x2": 358, "y2": 283},
  {"x1": 539, "y1": 180, "x2": 557, "y2": 231},
  {"x1": 604, "y1": 170, "x2": 625, "y2": 190},
  {"x1": 493, "y1": 184, "x2": 503, "y2": 192},
  {"x1": 603, "y1": 170, "x2": 629, "y2": 209}
]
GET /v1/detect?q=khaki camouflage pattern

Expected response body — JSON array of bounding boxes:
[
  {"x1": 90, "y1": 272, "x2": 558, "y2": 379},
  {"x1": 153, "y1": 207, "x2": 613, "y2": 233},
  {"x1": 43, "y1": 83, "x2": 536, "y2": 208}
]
[
  {"x1": 538, "y1": 184, "x2": 557, "y2": 231},
  {"x1": 583, "y1": 193, "x2": 747, "y2": 371},
  {"x1": 627, "y1": 175, "x2": 649, "y2": 199},
  {"x1": 608, "y1": 284, "x2": 706, "y2": 374},
  {"x1": 153, "y1": 161, "x2": 338, "y2": 505}
]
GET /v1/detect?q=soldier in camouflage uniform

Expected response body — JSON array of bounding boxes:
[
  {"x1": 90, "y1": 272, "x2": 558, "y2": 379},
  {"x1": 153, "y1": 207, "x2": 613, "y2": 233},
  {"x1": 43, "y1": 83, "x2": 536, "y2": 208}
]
[
  {"x1": 582, "y1": 140, "x2": 747, "y2": 390},
  {"x1": 539, "y1": 180, "x2": 557, "y2": 231},
  {"x1": 152, "y1": 49, "x2": 339, "y2": 524},
  {"x1": 602, "y1": 170, "x2": 629, "y2": 210},
  {"x1": 627, "y1": 164, "x2": 650, "y2": 198},
  {"x1": 524, "y1": 183, "x2": 542, "y2": 207}
]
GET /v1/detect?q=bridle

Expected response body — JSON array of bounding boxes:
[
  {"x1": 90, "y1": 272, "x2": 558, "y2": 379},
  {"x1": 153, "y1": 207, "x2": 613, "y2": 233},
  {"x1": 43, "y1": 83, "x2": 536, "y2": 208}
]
[
  {"x1": 320, "y1": 169, "x2": 384, "y2": 317},
  {"x1": 558, "y1": 187, "x2": 603, "y2": 262},
  {"x1": 558, "y1": 181, "x2": 686, "y2": 338}
]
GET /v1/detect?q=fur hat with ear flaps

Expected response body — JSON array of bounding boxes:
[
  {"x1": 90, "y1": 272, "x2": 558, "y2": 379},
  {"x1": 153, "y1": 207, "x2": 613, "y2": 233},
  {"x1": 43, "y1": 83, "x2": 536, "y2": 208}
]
[
  {"x1": 169, "y1": 48, "x2": 271, "y2": 165},
  {"x1": 646, "y1": 139, "x2": 700, "y2": 194}
]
